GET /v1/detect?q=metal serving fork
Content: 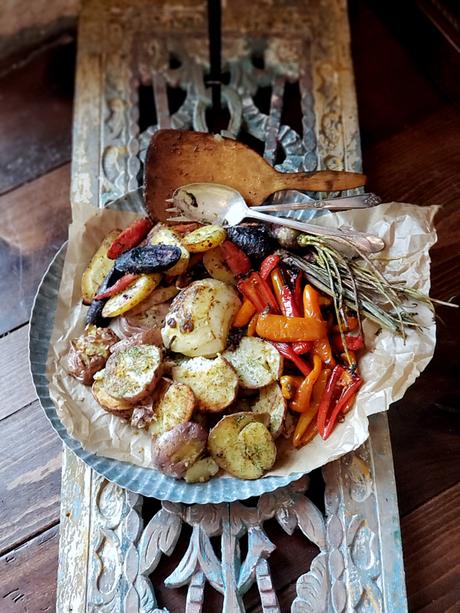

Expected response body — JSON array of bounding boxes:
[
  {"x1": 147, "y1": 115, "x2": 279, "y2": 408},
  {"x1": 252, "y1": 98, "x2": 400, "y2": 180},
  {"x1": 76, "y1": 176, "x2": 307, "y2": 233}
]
[{"x1": 167, "y1": 183, "x2": 385, "y2": 254}]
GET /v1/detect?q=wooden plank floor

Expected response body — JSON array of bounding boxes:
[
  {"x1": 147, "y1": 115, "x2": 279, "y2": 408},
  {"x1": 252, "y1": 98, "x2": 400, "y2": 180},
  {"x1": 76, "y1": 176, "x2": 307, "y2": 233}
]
[{"x1": 0, "y1": 2, "x2": 458, "y2": 611}]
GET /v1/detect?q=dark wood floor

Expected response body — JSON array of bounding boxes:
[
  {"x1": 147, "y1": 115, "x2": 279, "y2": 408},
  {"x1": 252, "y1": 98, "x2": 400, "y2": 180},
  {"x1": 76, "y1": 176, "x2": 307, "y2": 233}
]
[{"x1": 0, "y1": 2, "x2": 459, "y2": 611}]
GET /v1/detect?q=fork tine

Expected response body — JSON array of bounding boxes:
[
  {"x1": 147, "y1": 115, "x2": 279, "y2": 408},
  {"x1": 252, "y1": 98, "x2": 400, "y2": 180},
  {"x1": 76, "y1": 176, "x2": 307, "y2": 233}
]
[
  {"x1": 166, "y1": 206, "x2": 180, "y2": 213},
  {"x1": 165, "y1": 198, "x2": 174, "y2": 204}
]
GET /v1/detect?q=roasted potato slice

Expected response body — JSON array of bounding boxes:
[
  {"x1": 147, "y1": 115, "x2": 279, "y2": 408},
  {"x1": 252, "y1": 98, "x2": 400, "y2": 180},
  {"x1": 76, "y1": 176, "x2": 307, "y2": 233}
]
[
  {"x1": 102, "y1": 344, "x2": 163, "y2": 402},
  {"x1": 172, "y1": 355, "x2": 238, "y2": 412},
  {"x1": 250, "y1": 382, "x2": 287, "y2": 438},
  {"x1": 184, "y1": 456, "x2": 219, "y2": 483},
  {"x1": 202, "y1": 247, "x2": 236, "y2": 285},
  {"x1": 63, "y1": 325, "x2": 119, "y2": 385},
  {"x1": 149, "y1": 224, "x2": 189, "y2": 276},
  {"x1": 152, "y1": 422, "x2": 208, "y2": 479},
  {"x1": 119, "y1": 302, "x2": 170, "y2": 343},
  {"x1": 162, "y1": 279, "x2": 241, "y2": 358},
  {"x1": 81, "y1": 229, "x2": 121, "y2": 304},
  {"x1": 149, "y1": 379, "x2": 196, "y2": 437},
  {"x1": 208, "y1": 412, "x2": 276, "y2": 479},
  {"x1": 92, "y1": 378, "x2": 134, "y2": 418},
  {"x1": 102, "y1": 273, "x2": 161, "y2": 318},
  {"x1": 223, "y1": 336, "x2": 283, "y2": 389},
  {"x1": 181, "y1": 225, "x2": 226, "y2": 253},
  {"x1": 125, "y1": 285, "x2": 179, "y2": 315}
]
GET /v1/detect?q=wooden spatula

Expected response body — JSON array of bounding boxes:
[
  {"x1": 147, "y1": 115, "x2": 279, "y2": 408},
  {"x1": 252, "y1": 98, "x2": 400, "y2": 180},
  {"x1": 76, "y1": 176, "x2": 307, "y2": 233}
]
[{"x1": 144, "y1": 130, "x2": 366, "y2": 220}]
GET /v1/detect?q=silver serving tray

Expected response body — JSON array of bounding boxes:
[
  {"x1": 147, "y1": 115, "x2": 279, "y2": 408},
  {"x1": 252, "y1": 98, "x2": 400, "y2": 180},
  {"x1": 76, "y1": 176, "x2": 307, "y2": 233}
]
[{"x1": 28, "y1": 190, "x2": 305, "y2": 503}]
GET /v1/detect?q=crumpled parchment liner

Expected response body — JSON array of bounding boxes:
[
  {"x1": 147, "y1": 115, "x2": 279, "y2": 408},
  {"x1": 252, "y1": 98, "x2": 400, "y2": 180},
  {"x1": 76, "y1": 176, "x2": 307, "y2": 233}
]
[{"x1": 47, "y1": 201, "x2": 438, "y2": 478}]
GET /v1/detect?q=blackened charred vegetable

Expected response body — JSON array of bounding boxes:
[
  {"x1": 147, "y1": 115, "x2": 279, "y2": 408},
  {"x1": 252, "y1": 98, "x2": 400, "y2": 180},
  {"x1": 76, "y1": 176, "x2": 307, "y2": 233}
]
[
  {"x1": 225, "y1": 225, "x2": 276, "y2": 263},
  {"x1": 86, "y1": 267, "x2": 121, "y2": 327},
  {"x1": 115, "y1": 245, "x2": 182, "y2": 274}
]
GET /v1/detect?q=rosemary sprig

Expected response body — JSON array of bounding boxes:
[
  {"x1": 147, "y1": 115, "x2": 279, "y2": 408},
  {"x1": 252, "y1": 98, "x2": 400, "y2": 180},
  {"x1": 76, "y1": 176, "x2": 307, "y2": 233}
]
[{"x1": 278, "y1": 233, "x2": 449, "y2": 337}]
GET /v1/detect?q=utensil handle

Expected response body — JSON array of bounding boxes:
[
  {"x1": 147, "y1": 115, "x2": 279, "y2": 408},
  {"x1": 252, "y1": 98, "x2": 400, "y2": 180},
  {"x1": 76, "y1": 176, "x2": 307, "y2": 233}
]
[
  {"x1": 251, "y1": 193, "x2": 381, "y2": 213},
  {"x1": 246, "y1": 209, "x2": 385, "y2": 254},
  {"x1": 271, "y1": 169, "x2": 366, "y2": 193}
]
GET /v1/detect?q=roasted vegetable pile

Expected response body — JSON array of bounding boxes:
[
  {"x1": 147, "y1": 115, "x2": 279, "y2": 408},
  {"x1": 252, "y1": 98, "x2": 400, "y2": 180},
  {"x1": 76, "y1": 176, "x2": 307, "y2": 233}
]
[{"x1": 64, "y1": 213, "x2": 430, "y2": 482}]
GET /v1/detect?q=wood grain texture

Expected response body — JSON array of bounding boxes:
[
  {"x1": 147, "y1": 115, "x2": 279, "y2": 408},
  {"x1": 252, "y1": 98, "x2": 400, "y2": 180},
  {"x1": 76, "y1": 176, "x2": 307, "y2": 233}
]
[
  {"x1": 0, "y1": 325, "x2": 37, "y2": 420},
  {"x1": 0, "y1": 164, "x2": 71, "y2": 335},
  {"x1": 401, "y1": 483, "x2": 460, "y2": 612},
  {"x1": 0, "y1": 401, "x2": 62, "y2": 555},
  {"x1": 0, "y1": 525, "x2": 58, "y2": 613},
  {"x1": 388, "y1": 306, "x2": 460, "y2": 517},
  {"x1": 0, "y1": 40, "x2": 74, "y2": 195}
]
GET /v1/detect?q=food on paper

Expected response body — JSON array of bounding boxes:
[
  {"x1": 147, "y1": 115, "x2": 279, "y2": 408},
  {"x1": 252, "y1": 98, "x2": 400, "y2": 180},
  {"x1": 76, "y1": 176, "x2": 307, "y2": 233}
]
[{"x1": 60, "y1": 198, "x2": 440, "y2": 483}]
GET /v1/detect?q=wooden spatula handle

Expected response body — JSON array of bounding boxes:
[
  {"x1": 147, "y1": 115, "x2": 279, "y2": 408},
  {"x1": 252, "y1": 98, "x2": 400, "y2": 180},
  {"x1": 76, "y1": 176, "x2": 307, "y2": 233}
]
[{"x1": 271, "y1": 169, "x2": 366, "y2": 193}]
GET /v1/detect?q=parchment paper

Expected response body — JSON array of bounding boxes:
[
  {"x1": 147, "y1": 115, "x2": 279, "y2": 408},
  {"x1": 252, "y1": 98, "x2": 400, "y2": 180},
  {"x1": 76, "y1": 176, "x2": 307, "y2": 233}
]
[{"x1": 47, "y1": 201, "x2": 438, "y2": 477}]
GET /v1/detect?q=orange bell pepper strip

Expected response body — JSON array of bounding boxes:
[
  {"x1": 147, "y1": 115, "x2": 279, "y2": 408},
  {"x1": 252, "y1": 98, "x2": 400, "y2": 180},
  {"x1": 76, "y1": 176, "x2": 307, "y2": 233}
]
[
  {"x1": 247, "y1": 313, "x2": 259, "y2": 336},
  {"x1": 303, "y1": 284, "x2": 335, "y2": 366},
  {"x1": 256, "y1": 313, "x2": 327, "y2": 342},
  {"x1": 232, "y1": 298, "x2": 257, "y2": 328},
  {"x1": 300, "y1": 422, "x2": 318, "y2": 446},
  {"x1": 280, "y1": 375, "x2": 304, "y2": 400},
  {"x1": 290, "y1": 355, "x2": 323, "y2": 413},
  {"x1": 293, "y1": 365, "x2": 330, "y2": 447}
]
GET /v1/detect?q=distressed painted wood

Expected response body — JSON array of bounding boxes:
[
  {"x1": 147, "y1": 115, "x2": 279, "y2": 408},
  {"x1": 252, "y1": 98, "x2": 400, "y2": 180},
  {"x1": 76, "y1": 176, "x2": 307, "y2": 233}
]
[
  {"x1": 57, "y1": 0, "x2": 408, "y2": 610},
  {"x1": 0, "y1": 401, "x2": 61, "y2": 555}
]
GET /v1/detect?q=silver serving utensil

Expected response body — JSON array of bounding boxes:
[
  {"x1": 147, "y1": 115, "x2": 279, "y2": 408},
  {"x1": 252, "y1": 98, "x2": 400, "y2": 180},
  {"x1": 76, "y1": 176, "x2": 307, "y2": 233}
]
[
  {"x1": 167, "y1": 183, "x2": 385, "y2": 254},
  {"x1": 251, "y1": 191, "x2": 381, "y2": 213}
]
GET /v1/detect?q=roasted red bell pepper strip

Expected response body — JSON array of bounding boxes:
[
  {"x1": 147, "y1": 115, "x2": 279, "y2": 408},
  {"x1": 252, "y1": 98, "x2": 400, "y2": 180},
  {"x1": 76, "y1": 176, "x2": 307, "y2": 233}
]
[
  {"x1": 271, "y1": 268, "x2": 312, "y2": 354},
  {"x1": 271, "y1": 342, "x2": 311, "y2": 377},
  {"x1": 238, "y1": 272, "x2": 279, "y2": 313},
  {"x1": 322, "y1": 375, "x2": 363, "y2": 439},
  {"x1": 107, "y1": 218, "x2": 153, "y2": 259},
  {"x1": 94, "y1": 273, "x2": 139, "y2": 300},
  {"x1": 316, "y1": 365, "x2": 344, "y2": 437},
  {"x1": 271, "y1": 268, "x2": 299, "y2": 316},
  {"x1": 220, "y1": 240, "x2": 251, "y2": 276},
  {"x1": 294, "y1": 272, "x2": 303, "y2": 314},
  {"x1": 332, "y1": 332, "x2": 365, "y2": 352},
  {"x1": 260, "y1": 254, "x2": 281, "y2": 279}
]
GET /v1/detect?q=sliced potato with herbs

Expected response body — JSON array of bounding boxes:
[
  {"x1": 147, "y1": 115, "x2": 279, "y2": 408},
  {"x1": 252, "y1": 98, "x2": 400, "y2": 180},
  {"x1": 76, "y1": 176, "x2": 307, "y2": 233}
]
[
  {"x1": 92, "y1": 377, "x2": 134, "y2": 418},
  {"x1": 250, "y1": 382, "x2": 287, "y2": 438},
  {"x1": 149, "y1": 380, "x2": 196, "y2": 437},
  {"x1": 223, "y1": 336, "x2": 283, "y2": 389},
  {"x1": 149, "y1": 224, "x2": 189, "y2": 276},
  {"x1": 125, "y1": 285, "x2": 179, "y2": 316},
  {"x1": 152, "y1": 422, "x2": 208, "y2": 479},
  {"x1": 102, "y1": 273, "x2": 161, "y2": 318},
  {"x1": 185, "y1": 456, "x2": 219, "y2": 483},
  {"x1": 203, "y1": 247, "x2": 236, "y2": 285},
  {"x1": 208, "y1": 412, "x2": 276, "y2": 479},
  {"x1": 172, "y1": 355, "x2": 238, "y2": 412},
  {"x1": 81, "y1": 229, "x2": 121, "y2": 304},
  {"x1": 103, "y1": 344, "x2": 163, "y2": 402},
  {"x1": 162, "y1": 279, "x2": 241, "y2": 358},
  {"x1": 181, "y1": 225, "x2": 226, "y2": 253}
]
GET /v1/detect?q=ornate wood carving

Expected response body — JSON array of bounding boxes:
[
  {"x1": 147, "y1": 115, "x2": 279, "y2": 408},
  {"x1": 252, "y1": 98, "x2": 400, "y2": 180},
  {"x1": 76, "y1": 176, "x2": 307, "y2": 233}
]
[{"x1": 60, "y1": 1, "x2": 407, "y2": 611}]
